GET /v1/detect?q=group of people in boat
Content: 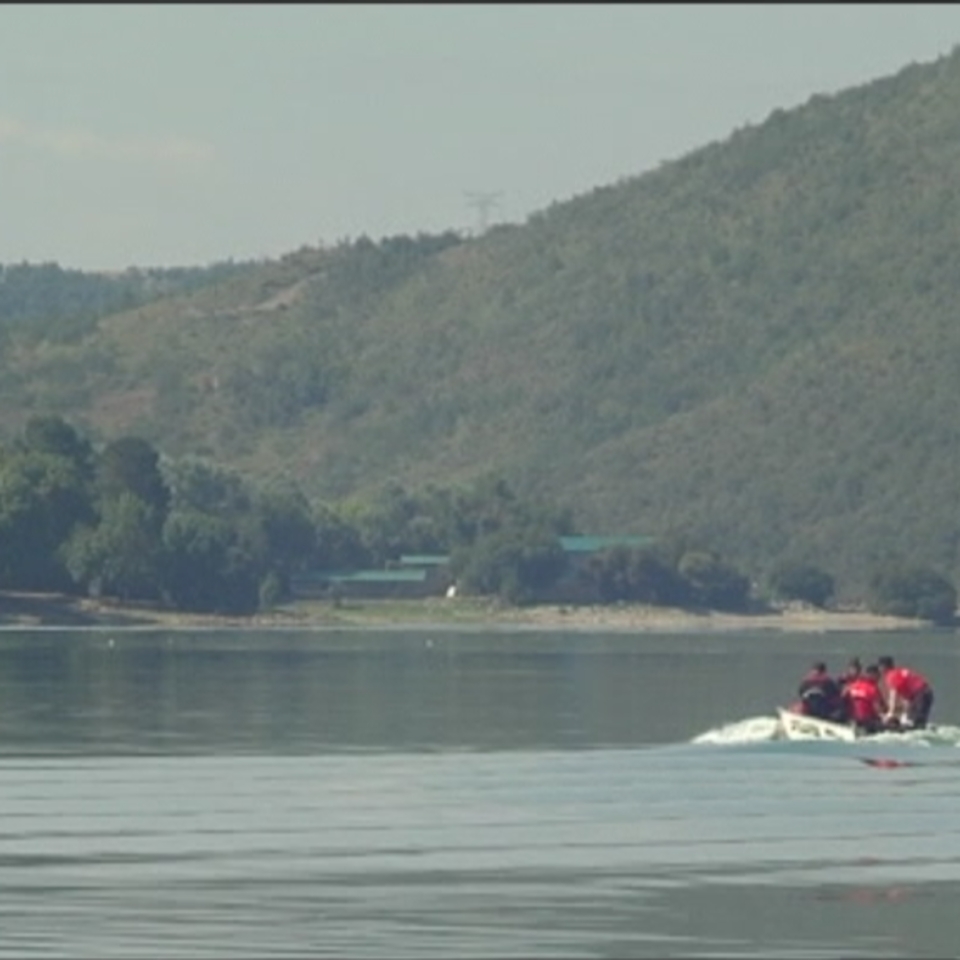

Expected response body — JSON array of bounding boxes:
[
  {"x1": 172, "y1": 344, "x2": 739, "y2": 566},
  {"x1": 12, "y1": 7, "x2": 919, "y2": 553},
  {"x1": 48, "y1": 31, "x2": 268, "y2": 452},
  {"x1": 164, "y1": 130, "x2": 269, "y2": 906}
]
[{"x1": 792, "y1": 655, "x2": 934, "y2": 734}]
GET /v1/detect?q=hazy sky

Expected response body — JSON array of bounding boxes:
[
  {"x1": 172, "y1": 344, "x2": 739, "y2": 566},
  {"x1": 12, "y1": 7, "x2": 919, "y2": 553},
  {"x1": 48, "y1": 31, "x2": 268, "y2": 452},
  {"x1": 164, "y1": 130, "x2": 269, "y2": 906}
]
[{"x1": 4, "y1": 4, "x2": 960, "y2": 271}]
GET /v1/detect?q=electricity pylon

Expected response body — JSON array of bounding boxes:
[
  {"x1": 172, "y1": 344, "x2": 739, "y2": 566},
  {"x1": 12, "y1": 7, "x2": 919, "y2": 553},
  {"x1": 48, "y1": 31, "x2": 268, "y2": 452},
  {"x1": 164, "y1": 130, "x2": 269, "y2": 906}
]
[{"x1": 464, "y1": 191, "x2": 502, "y2": 235}]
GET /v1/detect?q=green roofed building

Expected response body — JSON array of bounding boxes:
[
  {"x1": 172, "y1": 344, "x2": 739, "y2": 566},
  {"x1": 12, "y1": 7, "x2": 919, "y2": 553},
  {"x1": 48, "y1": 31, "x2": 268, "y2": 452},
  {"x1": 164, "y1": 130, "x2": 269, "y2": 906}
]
[
  {"x1": 291, "y1": 565, "x2": 450, "y2": 599},
  {"x1": 291, "y1": 536, "x2": 654, "y2": 601},
  {"x1": 328, "y1": 569, "x2": 428, "y2": 584},
  {"x1": 398, "y1": 554, "x2": 449, "y2": 567},
  {"x1": 559, "y1": 536, "x2": 656, "y2": 554},
  {"x1": 290, "y1": 568, "x2": 429, "y2": 599}
]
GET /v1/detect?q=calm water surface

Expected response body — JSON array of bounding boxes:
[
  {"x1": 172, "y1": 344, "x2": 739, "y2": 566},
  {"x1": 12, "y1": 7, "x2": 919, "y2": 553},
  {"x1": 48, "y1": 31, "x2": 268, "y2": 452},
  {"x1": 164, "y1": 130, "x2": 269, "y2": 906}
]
[{"x1": 0, "y1": 627, "x2": 958, "y2": 958}]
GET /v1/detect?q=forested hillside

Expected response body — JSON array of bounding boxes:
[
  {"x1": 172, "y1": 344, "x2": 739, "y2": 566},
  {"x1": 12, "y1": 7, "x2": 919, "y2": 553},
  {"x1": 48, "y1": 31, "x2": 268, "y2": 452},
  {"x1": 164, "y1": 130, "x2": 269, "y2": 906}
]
[{"x1": 4, "y1": 48, "x2": 960, "y2": 598}]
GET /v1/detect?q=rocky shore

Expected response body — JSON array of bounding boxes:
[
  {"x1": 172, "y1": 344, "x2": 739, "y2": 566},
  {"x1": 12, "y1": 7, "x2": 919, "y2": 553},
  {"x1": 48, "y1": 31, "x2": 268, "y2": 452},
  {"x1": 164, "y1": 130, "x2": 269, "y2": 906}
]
[{"x1": 0, "y1": 591, "x2": 937, "y2": 633}]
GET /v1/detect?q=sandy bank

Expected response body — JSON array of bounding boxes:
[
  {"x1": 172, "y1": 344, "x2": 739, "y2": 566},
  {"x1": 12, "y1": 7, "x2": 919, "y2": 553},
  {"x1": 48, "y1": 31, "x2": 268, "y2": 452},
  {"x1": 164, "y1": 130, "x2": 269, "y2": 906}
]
[
  {"x1": 459, "y1": 603, "x2": 935, "y2": 634},
  {"x1": 0, "y1": 591, "x2": 940, "y2": 633}
]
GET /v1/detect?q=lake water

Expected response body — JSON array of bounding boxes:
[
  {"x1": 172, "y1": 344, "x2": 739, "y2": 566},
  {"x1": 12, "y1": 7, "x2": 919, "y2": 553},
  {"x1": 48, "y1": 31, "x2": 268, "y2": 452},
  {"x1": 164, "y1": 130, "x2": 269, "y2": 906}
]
[{"x1": 0, "y1": 626, "x2": 958, "y2": 958}]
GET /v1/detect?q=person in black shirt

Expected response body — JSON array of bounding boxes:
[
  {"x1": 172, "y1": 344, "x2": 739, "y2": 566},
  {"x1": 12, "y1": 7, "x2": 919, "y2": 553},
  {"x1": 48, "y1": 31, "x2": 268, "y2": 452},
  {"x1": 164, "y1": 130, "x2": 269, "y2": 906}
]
[{"x1": 797, "y1": 661, "x2": 844, "y2": 721}]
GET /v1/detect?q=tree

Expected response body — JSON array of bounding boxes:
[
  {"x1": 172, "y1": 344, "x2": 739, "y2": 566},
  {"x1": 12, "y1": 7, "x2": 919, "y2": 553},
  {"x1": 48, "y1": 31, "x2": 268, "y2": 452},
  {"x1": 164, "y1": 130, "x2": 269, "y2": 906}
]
[
  {"x1": 312, "y1": 502, "x2": 369, "y2": 570},
  {"x1": 340, "y1": 482, "x2": 417, "y2": 566},
  {"x1": 0, "y1": 447, "x2": 95, "y2": 591},
  {"x1": 451, "y1": 525, "x2": 567, "y2": 605},
  {"x1": 18, "y1": 415, "x2": 94, "y2": 479},
  {"x1": 96, "y1": 436, "x2": 170, "y2": 528},
  {"x1": 767, "y1": 561, "x2": 835, "y2": 608},
  {"x1": 62, "y1": 492, "x2": 165, "y2": 601},
  {"x1": 580, "y1": 546, "x2": 690, "y2": 606},
  {"x1": 581, "y1": 546, "x2": 633, "y2": 603},
  {"x1": 677, "y1": 550, "x2": 751, "y2": 612},
  {"x1": 160, "y1": 510, "x2": 262, "y2": 614},
  {"x1": 159, "y1": 461, "x2": 315, "y2": 613},
  {"x1": 626, "y1": 549, "x2": 691, "y2": 606},
  {"x1": 251, "y1": 484, "x2": 317, "y2": 591},
  {"x1": 163, "y1": 457, "x2": 251, "y2": 516},
  {"x1": 431, "y1": 474, "x2": 574, "y2": 554},
  {"x1": 340, "y1": 480, "x2": 456, "y2": 566},
  {"x1": 867, "y1": 563, "x2": 956, "y2": 625}
]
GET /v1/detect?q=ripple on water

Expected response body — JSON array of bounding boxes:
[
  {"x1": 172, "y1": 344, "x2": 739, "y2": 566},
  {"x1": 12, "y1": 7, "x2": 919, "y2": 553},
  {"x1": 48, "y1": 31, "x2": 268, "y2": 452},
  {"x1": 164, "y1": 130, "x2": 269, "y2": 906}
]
[{"x1": 1, "y1": 747, "x2": 960, "y2": 957}]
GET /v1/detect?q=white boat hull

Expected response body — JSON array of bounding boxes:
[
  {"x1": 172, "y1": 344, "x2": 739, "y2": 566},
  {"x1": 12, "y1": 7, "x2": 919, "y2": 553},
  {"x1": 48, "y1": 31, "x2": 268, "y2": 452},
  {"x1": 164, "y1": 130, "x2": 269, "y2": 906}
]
[{"x1": 777, "y1": 707, "x2": 858, "y2": 742}]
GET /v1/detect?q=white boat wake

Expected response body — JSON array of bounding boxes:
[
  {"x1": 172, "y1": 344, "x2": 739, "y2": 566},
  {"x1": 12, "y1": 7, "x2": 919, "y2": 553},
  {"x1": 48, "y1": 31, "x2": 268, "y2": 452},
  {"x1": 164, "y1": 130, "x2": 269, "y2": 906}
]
[
  {"x1": 691, "y1": 714, "x2": 960, "y2": 747},
  {"x1": 690, "y1": 715, "x2": 782, "y2": 744}
]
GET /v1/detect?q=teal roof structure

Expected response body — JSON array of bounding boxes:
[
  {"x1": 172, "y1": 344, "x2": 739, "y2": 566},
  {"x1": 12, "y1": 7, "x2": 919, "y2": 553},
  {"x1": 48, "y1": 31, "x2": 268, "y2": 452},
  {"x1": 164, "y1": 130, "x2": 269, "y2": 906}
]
[
  {"x1": 327, "y1": 569, "x2": 428, "y2": 583},
  {"x1": 398, "y1": 554, "x2": 449, "y2": 566},
  {"x1": 559, "y1": 535, "x2": 655, "y2": 553}
]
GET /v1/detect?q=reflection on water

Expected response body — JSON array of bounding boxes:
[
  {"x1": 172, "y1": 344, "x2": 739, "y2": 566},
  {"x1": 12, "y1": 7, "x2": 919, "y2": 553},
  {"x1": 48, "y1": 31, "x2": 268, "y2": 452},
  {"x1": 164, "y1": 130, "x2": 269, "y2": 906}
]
[
  {"x1": 0, "y1": 628, "x2": 767, "y2": 755},
  {"x1": 0, "y1": 628, "x2": 958, "y2": 957}
]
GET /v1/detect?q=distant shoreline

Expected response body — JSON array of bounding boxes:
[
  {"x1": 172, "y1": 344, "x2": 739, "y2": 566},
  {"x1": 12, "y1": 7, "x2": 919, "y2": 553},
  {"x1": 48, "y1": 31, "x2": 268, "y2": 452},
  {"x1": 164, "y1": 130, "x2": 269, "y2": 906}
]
[{"x1": 0, "y1": 591, "x2": 938, "y2": 633}]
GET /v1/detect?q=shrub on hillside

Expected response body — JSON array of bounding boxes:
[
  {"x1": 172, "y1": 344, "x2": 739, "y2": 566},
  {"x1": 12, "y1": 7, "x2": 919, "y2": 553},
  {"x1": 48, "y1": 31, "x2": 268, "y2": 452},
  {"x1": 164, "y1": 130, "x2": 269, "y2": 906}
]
[
  {"x1": 767, "y1": 561, "x2": 835, "y2": 608},
  {"x1": 677, "y1": 550, "x2": 751, "y2": 612},
  {"x1": 866, "y1": 563, "x2": 957, "y2": 625}
]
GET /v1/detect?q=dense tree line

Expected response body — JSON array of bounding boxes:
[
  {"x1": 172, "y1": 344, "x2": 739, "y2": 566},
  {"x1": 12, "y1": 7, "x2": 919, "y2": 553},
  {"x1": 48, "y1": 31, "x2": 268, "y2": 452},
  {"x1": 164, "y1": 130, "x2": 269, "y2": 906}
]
[
  {"x1": 0, "y1": 418, "x2": 313, "y2": 614},
  {"x1": 0, "y1": 418, "x2": 580, "y2": 615},
  {"x1": 0, "y1": 417, "x2": 954, "y2": 623}
]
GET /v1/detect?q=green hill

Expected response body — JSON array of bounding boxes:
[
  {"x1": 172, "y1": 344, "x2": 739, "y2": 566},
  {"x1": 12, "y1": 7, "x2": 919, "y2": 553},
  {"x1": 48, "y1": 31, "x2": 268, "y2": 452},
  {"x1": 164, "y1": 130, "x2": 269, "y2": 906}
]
[{"x1": 5, "y1": 48, "x2": 960, "y2": 597}]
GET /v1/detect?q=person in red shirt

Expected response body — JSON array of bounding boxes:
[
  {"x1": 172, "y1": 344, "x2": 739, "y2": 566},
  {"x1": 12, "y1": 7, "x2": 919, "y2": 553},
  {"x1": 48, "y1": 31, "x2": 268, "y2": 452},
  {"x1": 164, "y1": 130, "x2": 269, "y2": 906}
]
[
  {"x1": 878, "y1": 655, "x2": 934, "y2": 729},
  {"x1": 842, "y1": 663, "x2": 886, "y2": 735},
  {"x1": 837, "y1": 657, "x2": 862, "y2": 688}
]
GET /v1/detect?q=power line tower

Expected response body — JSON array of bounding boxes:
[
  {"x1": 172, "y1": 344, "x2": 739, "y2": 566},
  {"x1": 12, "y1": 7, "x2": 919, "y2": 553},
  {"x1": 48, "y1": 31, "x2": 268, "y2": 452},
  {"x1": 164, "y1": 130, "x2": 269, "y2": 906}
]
[{"x1": 464, "y1": 191, "x2": 502, "y2": 235}]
